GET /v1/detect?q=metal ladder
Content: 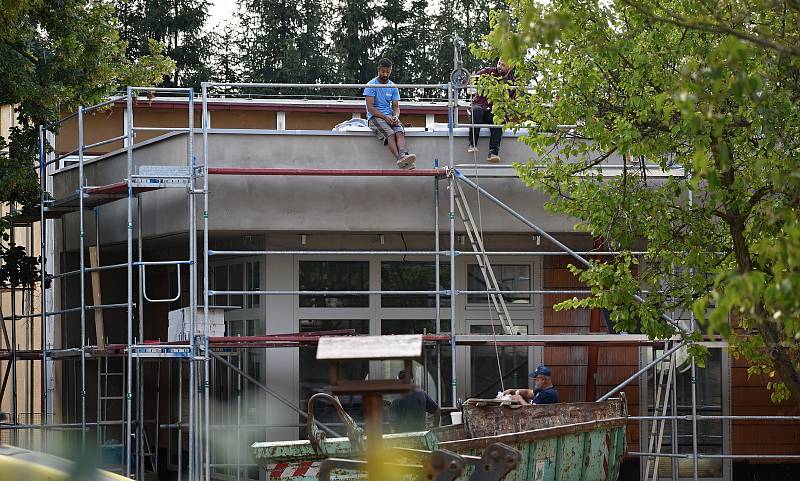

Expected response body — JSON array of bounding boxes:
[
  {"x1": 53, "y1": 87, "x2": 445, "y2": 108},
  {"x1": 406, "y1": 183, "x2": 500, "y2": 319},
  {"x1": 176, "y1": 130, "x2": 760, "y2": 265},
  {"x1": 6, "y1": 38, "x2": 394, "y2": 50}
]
[
  {"x1": 453, "y1": 180, "x2": 515, "y2": 334},
  {"x1": 97, "y1": 355, "x2": 126, "y2": 473},
  {"x1": 644, "y1": 347, "x2": 677, "y2": 480},
  {"x1": 135, "y1": 362, "x2": 159, "y2": 478}
]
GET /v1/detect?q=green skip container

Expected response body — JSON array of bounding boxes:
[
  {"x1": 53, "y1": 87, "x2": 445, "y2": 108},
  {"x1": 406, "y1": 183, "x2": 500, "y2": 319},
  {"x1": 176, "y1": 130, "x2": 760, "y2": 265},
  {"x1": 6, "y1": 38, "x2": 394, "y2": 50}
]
[{"x1": 252, "y1": 396, "x2": 628, "y2": 481}]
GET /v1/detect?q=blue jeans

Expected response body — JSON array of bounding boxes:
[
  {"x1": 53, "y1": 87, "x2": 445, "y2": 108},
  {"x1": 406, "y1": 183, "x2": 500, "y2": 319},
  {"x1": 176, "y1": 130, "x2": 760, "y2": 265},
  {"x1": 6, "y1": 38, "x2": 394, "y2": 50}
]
[{"x1": 468, "y1": 107, "x2": 502, "y2": 154}]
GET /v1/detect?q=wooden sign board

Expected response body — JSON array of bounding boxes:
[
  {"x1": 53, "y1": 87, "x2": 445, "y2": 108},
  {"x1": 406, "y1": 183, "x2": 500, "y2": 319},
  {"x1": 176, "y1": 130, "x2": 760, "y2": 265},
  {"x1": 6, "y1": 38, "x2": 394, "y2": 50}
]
[{"x1": 316, "y1": 334, "x2": 423, "y2": 361}]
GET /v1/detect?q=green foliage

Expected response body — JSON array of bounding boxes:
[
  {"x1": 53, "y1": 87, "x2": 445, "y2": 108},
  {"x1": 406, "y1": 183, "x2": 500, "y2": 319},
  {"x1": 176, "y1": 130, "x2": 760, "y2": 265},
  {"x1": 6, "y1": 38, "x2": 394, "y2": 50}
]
[
  {"x1": 483, "y1": 0, "x2": 800, "y2": 402},
  {"x1": 113, "y1": 0, "x2": 211, "y2": 88},
  {"x1": 333, "y1": 0, "x2": 378, "y2": 84},
  {"x1": 0, "y1": 0, "x2": 173, "y2": 289},
  {"x1": 232, "y1": 0, "x2": 508, "y2": 95}
]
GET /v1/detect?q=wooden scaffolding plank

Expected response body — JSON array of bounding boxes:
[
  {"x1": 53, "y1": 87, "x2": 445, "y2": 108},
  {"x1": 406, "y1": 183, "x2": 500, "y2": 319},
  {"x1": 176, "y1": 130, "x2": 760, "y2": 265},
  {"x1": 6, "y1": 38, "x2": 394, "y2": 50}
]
[{"x1": 89, "y1": 246, "x2": 105, "y2": 350}]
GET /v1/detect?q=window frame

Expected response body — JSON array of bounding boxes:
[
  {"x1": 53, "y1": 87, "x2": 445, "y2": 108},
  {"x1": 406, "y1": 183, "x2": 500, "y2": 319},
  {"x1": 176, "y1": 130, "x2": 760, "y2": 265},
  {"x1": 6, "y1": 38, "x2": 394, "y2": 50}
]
[{"x1": 465, "y1": 262, "x2": 534, "y2": 306}]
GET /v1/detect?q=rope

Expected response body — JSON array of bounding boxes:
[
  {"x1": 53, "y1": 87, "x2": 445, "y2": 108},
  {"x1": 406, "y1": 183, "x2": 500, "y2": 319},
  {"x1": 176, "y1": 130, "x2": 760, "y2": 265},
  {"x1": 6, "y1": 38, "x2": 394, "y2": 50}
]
[{"x1": 468, "y1": 97, "x2": 505, "y2": 393}]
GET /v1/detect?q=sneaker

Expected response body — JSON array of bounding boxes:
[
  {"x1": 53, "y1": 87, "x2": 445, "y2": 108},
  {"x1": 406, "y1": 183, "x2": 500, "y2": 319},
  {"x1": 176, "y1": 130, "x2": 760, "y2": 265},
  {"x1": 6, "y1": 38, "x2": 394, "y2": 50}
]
[
  {"x1": 397, "y1": 153, "x2": 417, "y2": 169},
  {"x1": 487, "y1": 152, "x2": 501, "y2": 163},
  {"x1": 467, "y1": 145, "x2": 478, "y2": 154}
]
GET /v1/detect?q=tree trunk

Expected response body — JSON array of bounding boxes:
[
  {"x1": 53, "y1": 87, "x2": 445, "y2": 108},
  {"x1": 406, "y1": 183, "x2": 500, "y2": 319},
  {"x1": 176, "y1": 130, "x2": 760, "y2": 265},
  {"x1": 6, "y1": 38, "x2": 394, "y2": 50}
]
[
  {"x1": 757, "y1": 318, "x2": 800, "y2": 405},
  {"x1": 729, "y1": 211, "x2": 800, "y2": 404}
]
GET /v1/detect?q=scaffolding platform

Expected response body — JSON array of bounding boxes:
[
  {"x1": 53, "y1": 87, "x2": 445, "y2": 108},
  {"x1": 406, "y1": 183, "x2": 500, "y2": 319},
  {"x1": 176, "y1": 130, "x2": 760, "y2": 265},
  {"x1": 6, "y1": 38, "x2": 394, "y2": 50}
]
[{"x1": 44, "y1": 182, "x2": 164, "y2": 214}]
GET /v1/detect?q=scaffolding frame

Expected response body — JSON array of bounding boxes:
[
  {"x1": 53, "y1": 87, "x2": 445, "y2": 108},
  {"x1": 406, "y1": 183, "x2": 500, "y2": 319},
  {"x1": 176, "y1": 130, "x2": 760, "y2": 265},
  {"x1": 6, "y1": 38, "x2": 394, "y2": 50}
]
[{"x1": 0, "y1": 79, "x2": 795, "y2": 481}]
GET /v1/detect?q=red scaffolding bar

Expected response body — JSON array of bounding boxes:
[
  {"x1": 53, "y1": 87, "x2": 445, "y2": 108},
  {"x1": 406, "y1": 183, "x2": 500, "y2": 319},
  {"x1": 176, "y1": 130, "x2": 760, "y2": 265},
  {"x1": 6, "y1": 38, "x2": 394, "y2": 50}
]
[{"x1": 207, "y1": 167, "x2": 446, "y2": 177}]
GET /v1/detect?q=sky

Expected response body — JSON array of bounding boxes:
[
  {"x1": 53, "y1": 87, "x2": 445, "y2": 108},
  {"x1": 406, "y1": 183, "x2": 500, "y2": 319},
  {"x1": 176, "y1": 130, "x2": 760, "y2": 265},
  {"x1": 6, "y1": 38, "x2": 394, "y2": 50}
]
[{"x1": 207, "y1": 0, "x2": 238, "y2": 30}]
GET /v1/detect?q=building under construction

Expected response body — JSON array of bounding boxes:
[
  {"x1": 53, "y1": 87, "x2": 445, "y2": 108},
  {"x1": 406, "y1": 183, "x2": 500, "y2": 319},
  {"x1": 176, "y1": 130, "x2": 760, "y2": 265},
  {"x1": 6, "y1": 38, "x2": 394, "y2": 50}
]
[{"x1": 1, "y1": 81, "x2": 799, "y2": 481}]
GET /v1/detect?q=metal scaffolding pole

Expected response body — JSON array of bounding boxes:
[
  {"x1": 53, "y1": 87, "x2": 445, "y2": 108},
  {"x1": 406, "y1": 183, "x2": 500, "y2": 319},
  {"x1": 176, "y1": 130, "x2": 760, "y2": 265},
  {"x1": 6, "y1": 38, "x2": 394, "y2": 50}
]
[
  {"x1": 137, "y1": 187, "x2": 145, "y2": 480},
  {"x1": 178, "y1": 361, "x2": 183, "y2": 481},
  {"x1": 209, "y1": 351, "x2": 338, "y2": 437},
  {"x1": 688, "y1": 182, "x2": 699, "y2": 481},
  {"x1": 202, "y1": 81, "x2": 212, "y2": 481},
  {"x1": 670, "y1": 344, "x2": 679, "y2": 481},
  {"x1": 599, "y1": 342, "x2": 685, "y2": 402},
  {"x1": 208, "y1": 250, "x2": 647, "y2": 256},
  {"x1": 434, "y1": 158, "x2": 442, "y2": 405},
  {"x1": 125, "y1": 87, "x2": 134, "y2": 478},
  {"x1": 38, "y1": 125, "x2": 48, "y2": 452},
  {"x1": 447, "y1": 82, "x2": 458, "y2": 407},
  {"x1": 7, "y1": 224, "x2": 19, "y2": 447},
  {"x1": 186, "y1": 87, "x2": 198, "y2": 481},
  {"x1": 77, "y1": 106, "x2": 87, "y2": 449}
]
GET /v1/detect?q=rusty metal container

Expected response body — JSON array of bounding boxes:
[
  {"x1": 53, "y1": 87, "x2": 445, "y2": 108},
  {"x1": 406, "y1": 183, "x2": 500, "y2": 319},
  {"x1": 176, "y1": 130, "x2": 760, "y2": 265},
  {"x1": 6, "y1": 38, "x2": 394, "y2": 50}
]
[{"x1": 252, "y1": 396, "x2": 627, "y2": 481}]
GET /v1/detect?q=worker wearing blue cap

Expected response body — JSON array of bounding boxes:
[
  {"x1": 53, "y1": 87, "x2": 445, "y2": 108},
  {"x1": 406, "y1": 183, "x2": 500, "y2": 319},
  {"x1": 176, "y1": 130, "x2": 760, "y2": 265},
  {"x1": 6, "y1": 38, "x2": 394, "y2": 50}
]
[{"x1": 503, "y1": 365, "x2": 559, "y2": 404}]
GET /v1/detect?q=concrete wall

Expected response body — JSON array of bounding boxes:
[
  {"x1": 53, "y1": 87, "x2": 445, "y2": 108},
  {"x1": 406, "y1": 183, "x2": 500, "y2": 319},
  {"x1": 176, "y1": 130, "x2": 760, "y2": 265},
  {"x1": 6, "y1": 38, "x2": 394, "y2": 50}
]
[{"x1": 52, "y1": 130, "x2": 616, "y2": 251}]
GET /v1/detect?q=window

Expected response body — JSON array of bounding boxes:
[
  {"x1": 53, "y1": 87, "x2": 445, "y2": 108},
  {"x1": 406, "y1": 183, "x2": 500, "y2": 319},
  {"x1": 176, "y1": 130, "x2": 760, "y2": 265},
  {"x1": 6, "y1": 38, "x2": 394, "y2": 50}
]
[
  {"x1": 299, "y1": 261, "x2": 369, "y2": 307},
  {"x1": 470, "y1": 324, "x2": 529, "y2": 399},
  {"x1": 246, "y1": 261, "x2": 260, "y2": 308},
  {"x1": 213, "y1": 264, "x2": 228, "y2": 305},
  {"x1": 299, "y1": 319, "x2": 369, "y2": 436},
  {"x1": 381, "y1": 319, "x2": 451, "y2": 335},
  {"x1": 229, "y1": 263, "x2": 244, "y2": 308},
  {"x1": 211, "y1": 261, "x2": 260, "y2": 308},
  {"x1": 381, "y1": 261, "x2": 450, "y2": 307},
  {"x1": 381, "y1": 319, "x2": 452, "y2": 406},
  {"x1": 467, "y1": 264, "x2": 531, "y2": 304}
]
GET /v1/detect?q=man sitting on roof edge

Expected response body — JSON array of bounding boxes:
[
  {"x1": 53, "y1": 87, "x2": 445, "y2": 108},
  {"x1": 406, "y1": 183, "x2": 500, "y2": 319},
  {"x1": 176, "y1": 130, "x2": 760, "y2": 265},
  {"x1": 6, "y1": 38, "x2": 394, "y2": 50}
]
[{"x1": 364, "y1": 58, "x2": 417, "y2": 170}]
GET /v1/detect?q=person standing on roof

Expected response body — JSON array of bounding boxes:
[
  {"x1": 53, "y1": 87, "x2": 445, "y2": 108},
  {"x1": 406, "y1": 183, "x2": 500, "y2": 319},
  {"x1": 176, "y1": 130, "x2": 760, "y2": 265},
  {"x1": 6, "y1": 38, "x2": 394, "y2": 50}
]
[
  {"x1": 503, "y1": 365, "x2": 559, "y2": 404},
  {"x1": 467, "y1": 58, "x2": 515, "y2": 164},
  {"x1": 364, "y1": 58, "x2": 417, "y2": 170}
]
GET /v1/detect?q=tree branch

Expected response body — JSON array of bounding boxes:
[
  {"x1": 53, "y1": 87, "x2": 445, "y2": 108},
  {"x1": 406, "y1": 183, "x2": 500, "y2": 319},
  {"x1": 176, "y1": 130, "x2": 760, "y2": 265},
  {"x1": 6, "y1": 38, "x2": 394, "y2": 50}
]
[{"x1": 621, "y1": 0, "x2": 800, "y2": 57}]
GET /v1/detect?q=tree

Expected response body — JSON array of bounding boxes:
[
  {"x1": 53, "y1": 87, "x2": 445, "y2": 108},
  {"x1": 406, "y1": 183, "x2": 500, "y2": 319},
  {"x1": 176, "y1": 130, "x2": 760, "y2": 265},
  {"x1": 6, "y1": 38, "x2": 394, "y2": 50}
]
[
  {"x1": 430, "y1": 1, "x2": 466, "y2": 83},
  {"x1": 484, "y1": 0, "x2": 800, "y2": 403},
  {"x1": 406, "y1": 0, "x2": 437, "y2": 86},
  {"x1": 209, "y1": 22, "x2": 241, "y2": 84},
  {"x1": 0, "y1": 0, "x2": 174, "y2": 288},
  {"x1": 239, "y1": 0, "x2": 302, "y2": 86},
  {"x1": 377, "y1": 0, "x2": 413, "y2": 83},
  {"x1": 458, "y1": 0, "x2": 507, "y2": 62},
  {"x1": 333, "y1": 0, "x2": 378, "y2": 84},
  {"x1": 113, "y1": 0, "x2": 212, "y2": 88},
  {"x1": 296, "y1": 0, "x2": 333, "y2": 84}
]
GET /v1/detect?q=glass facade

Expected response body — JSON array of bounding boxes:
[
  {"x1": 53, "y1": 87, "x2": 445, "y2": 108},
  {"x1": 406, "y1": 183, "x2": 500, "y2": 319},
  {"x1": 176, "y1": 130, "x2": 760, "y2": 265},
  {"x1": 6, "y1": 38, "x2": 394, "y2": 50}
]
[{"x1": 467, "y1": 264, "x2": 531, "y2": 304}]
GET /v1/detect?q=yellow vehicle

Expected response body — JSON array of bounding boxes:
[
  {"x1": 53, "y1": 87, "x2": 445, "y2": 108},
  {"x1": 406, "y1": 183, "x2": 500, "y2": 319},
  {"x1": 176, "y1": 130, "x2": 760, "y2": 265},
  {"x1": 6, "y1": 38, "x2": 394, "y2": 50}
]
[{"x1": 0, "y1": 444, "x2": 129, "y2": 481}]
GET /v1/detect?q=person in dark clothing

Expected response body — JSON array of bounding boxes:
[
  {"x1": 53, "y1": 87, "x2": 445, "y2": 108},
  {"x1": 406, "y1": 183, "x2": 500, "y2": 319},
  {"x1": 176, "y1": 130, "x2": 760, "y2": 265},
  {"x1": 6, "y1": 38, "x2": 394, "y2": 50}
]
[
  {"x1": 502, "y1": 365, "x2": 559, "y2": 405},
  {"x1": 467, "y1": 58, "x2": 515, "y2": 163},
  {"x1": 389, "y1": 370, "x2": 441, "y2": 433}
]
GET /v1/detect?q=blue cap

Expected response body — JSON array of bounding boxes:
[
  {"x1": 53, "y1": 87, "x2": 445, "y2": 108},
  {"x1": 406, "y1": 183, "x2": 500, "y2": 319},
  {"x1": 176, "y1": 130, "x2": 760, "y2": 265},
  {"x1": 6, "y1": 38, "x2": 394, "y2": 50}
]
[{"x1": 529, "y1": 365, "x2": 552, "y2": 378}]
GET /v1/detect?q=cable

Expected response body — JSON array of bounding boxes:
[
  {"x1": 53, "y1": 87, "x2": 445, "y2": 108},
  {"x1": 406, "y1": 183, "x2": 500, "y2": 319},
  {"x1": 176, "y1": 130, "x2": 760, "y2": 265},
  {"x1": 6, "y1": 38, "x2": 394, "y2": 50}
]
[{"x1": 467, "y1": 96, "x2": 505, "y2": 394}]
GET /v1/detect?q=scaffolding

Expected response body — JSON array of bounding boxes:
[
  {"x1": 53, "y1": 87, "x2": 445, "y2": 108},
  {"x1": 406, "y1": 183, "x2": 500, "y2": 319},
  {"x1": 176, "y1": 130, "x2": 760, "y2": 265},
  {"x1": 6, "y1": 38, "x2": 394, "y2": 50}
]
[{"x1": 0, "y1": 78, "x2": 797, "y2": 481}]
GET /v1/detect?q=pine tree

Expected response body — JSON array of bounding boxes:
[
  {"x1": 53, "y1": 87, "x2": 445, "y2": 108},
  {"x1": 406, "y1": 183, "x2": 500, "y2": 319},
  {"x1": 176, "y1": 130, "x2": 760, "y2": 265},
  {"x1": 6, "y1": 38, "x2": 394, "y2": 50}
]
[
  {"x1": 457, "y1": 0, "x2": 508, "y2": 70},
  {"x1": 112, "y1": 0, "x2": 212, "y2": 88},
  {"x1": 239, "y1": 0, "x2": 302, "y2": 86},
  {"x1": 115, "y1": 0, "x2": 146, "y2": 57},
  {"x1": 209, "y1": 21, "x2": 241, "y2": 83},
  {"x1": 333, "y1": 0, "x2": 377, "y2": 84},
  {"x1": 430, "y1": 1, "x2": 465, "y2": 83},
  {"x1": 406, "y1": 0, "x2": 437, "y2": 87},
  {"x1": 377, "y1": 0, "x2": 413, "y2": 83},
  {"x1": 296, "y1": 0, "x2": 333, "y2": 84}
]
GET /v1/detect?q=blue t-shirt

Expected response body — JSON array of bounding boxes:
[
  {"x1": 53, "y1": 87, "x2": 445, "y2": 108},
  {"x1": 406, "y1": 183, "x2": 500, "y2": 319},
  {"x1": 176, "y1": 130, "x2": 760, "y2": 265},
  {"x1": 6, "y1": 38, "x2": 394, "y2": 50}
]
[
  {"x1": 363, "y1": 77, "x2": 400, "y2": 120},
  {"x1": 532, "y1": 386, "x2": 559, "y2": 404}
]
